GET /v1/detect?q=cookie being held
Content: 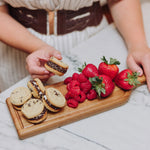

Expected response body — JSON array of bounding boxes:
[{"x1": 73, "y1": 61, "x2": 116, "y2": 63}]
[
  {"x1": 45, "y1": 57, "x2": 68, "y2": 76},
  {"x1": 27, "y1": 78, "x2": 45, "y2": 99},
  {"x1": 21, "y1": 99, "x2": 47, "y2": 124},
  {"x1": 43, "y1": 87, "x2": 66, "y2": 112},
  {"x1": 10, "y1": 87, "x2": 32, "y2": 110}
]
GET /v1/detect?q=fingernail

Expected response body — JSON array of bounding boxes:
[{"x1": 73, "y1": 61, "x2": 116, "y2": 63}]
[
  {"x1": 55, "y1": 53, "x2": 62, "y2": 59},
  {"x1": 137, "y1": 70, "x2": 142, "y2": 76},
  {"x1": 44, "y1": 70, "x2": 49, "y2": 74}
]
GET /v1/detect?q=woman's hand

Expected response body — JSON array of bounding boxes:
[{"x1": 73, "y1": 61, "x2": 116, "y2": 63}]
[
  {"x1": 26, "y1": 45, "x2": 62, "y2": 82},
  {"x1": 126, "y1": 46, "x2": 150, "y2": 91}
]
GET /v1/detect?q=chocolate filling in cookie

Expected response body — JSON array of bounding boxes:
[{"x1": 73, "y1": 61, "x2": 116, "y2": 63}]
[
  {"x1": 14, "y1": 104, "x2": 23, "y2": 109},
  {"x1": 46, "y1": 61, "x2": 67, "y2": 73},
  {"x1": 30, "y1": 80, "x2": 43, "y2": 98},
  {"x1": 43, "y1": 94, "x2": 60, "y2": 110},
  {"x1": 28, "y1": 107, "x2": 47, "y2": 121}
]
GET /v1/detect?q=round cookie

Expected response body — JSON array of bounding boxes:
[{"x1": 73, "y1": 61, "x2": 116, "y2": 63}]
[
  {"x1": 21, "y1": 98, "x2": 47, "y2": 124},
  {"x1": 44, "y1": 57, "x2": 69, "y2": 76},
  {"x1": 27, "y1": 78, "x2": 45, "y2": 99},
  {"x1": 10, "y1": 87, "x2": 32, "y2": 110},
  {"x1": 43, "y1": 87, "x2": 66, "y2": 112}
]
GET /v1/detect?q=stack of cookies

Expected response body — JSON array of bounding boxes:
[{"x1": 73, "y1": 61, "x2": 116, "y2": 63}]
[
  {"x1": 10, "y1": 57, "x2": 68, "y2": 124},
  {"x1": 10, "y1": 78, "x2": 66, "y2": 124}
]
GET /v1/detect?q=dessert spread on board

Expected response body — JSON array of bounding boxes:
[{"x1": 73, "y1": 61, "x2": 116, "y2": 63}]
[{"x1": 6, "y1": 56, "x2": 145, "y2": 139}]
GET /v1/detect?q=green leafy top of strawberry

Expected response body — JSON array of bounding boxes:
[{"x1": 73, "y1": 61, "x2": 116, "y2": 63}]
[
  {"x1": 101, "y1": 56, "x2": 120, "y2": 65},
  {"x1": 125, "y1": 72, "x2": 141, "y2": 87},
  {"x1": 89, "y1": 76, "x2": 105, "y2": 97},
  {"x1": 78, "y1": 62, "x2": 87, "y2": 72}
]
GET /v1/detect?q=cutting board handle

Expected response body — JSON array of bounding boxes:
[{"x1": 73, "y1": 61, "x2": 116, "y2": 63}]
[{"x1": 138, "y1": 75, "x2": 146, "y2": 85}]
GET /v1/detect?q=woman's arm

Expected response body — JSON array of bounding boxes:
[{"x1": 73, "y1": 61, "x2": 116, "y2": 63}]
[
  {"x1": 0, "y1": 4, "x2": 62, "y2": 80},
  {"x1": 0, "y1": 5, "x2": 49, "y2": 53},
  {"x1": 108, "y1": 0, "x2": 150, "y2": 90}
]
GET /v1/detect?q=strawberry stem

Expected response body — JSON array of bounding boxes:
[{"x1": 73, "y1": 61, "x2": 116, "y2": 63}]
[
  {"x1": 101, "y1": 56, "x2": 108, "y2": 64},
  {"x1": 101, "y1": 56, "x2": 120, "y2": 65},
  {"x1": 78, "y1": 62, "x2": 87, "y2": 72},
  {"x1": 89, "y1": 76, "x2": 105, "y2": 97},
  {"x1": 124, "y1": 72, "x2": 141, "y2": 87}
]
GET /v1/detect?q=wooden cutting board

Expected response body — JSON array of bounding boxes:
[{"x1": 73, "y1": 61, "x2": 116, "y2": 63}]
[{"x1": 6, "y1": 75, "x2": 146, "y2": 140}]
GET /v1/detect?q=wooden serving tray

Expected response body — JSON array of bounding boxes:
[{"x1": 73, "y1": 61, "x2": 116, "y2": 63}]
[{"x1": 6, "y1": 76, "x2": 146, "y2": 140}]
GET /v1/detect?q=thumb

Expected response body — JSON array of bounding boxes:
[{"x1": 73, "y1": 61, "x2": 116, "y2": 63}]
[
  {"x1": 127, "y1": 56, "x2": 143, "y2": 76},
  {"x1": 52, "y1": 50, "x2": 62, "y2": 60},
  {"x1": 39, "y1": 50, "x2": 62, "y2": 64}
]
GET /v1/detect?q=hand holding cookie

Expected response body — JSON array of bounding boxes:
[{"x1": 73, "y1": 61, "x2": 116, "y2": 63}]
[
  {"x1": 26, "y1": 45, "x2": 62, "y2": 81},
  {"x1": 45, "y1": 57, "x2": 69, "y2": 76}
]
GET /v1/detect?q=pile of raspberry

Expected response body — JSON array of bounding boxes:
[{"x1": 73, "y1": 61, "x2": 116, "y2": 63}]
[{"x1": 64, "y1": 72, "x2": 97, "y2": 108}]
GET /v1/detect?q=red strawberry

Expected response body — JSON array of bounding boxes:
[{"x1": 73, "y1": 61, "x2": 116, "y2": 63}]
[
  {"x1": 67, "y1": 80, "x2": 80, "y2": 91},
  {"x1": 64, "y1": 77, "x2": 72, "y2": 84},
  {"x1": 78, "y1": 73, "x2": 88, "y2": 83},
  {"x1": 67, "y1": 99, "x2": 78, "y2": 108},
  {"x1": 80, "y1": 80, "x2": 92, "y2": 94},
  {"x1": 72, "y1": 73, "x2": 79, "y2": 80},
  {"x1": 98, "y1": 56, "x2": 120, "y2": 80},
  {"x1": 86, "y1": 89, "x2": 97, "y2": 100},
  {"x1": 74, "y1": 91, "x2": 86, "y2": 103},
  {"x1": 78, "y1": 62, "x2": 98, "y2": 78},
  {"x1": 89, "y1": 75, "x2": 115, "y2": 98},
  {"x1": 115, "y1": 69, "x2": 140, "y2": 90}
]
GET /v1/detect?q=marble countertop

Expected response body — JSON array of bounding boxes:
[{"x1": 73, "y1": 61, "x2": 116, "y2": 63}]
[{"x1": 1, "y1": 2, "x2": 150, "y2": 148}]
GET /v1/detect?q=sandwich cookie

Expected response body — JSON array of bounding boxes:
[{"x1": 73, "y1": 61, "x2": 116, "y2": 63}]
[
  {"x1": 43, "y1": 87, "x2": 66, "y2": 112},
  {"x1": 27, "y1": 78, "x2": 45, "y2": 99},
  {"x1": 45, "y1": 57, "x2": 69, "y2": 76},
  {"x1": 10, "y1": 87, "x2": 32, "y2": 110},
  {"x1": 21, "y1": 99, "x2": 47, "y2": 124}
]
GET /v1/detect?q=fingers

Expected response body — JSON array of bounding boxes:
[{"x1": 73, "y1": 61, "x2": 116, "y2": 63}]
[
  {"x1": 30, "y1": 66, "x2": 49, "y2": 75},
  {"x1": 127, "y1": 54, "x2": 150, "y2": 91},
  {"x1": 127, "y1": 55, "x2": 143, "y2": 76},
  {"x1": 26, "y1": 58, "x2": 49, "y2": 75},
  {"x1": 141, "y1": 58, "x2": 150, "y2": 91},
  {"x1": 52, "y1": 50, "x2": 62, "y2": 60},
  {"x1": 26, "y1": 46, "x2": 61, "y2": 82},
  {"x1": 31, "y1": 73, "x2": 54, "y2": 80},
  {"x1": 40, "y1": 47, "x2": 62, "y2": 60},
  {"x1": 26, "y1": 61, "x2": 54, "y2": 82},
  {"x1": 31, "y1": 73, "x2": 54, "y2": 83}
]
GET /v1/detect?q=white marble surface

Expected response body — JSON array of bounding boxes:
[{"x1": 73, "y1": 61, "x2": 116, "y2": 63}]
[{"x1": 0, "y1": 1, "x2": 150, "y2": 150}]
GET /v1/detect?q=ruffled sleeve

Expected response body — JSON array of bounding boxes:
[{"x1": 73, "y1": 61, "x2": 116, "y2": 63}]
[{"x1": 0, "y1": 0, "x2": 5, "y2": 6}]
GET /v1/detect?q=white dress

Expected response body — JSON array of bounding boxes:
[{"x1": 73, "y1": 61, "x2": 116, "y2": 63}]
[{"x1": 0, "y1": 0, "x2": 108, "y2": 91}]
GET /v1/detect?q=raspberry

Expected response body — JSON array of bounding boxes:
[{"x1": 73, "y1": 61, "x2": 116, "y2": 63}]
[
  {"x1": 65, "y1": 86, "x2": 81, "y2": 100},
  {"x1": 67, "y1": 80, "x2": 80, "y2": 91},
  {"x1": 69, "y1": 86, "x2": 81, "y2": 97},
  {"x1": 64, "y1": 77, "x2": 72, "y2": 84},
  {"x1": 72, "y1": 73, "x2": 79, "y2": 80},
  {"x1": 65, "y1": 91, "x2": 71, "y2": 100},
  {"x1": 86, "y1": 89, "x2": 97, "y2": 100},
  {"x1": 74, "y1": 91, "x2": 86, "y2": 103},
  {"x1": 67, "y1": 99, "x2": 78, "y2": 108},
  {"x1": 80, "y1": 80, "x2": 92, "y2": 94},
  {"x1": 78, "y1": 73, "x2": 88, "y2": 83}
]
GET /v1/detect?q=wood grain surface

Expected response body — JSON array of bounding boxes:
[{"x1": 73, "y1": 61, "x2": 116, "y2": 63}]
[{"x1": 6, "y1": 75, "x2": 146, "y2": 140}]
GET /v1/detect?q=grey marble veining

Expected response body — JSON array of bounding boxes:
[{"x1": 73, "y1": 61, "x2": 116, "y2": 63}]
[
  {"x1": 0, "y1": 2, "x2": 150, "y2": 149},
  {"x1": 128, "y1": 85, "x2": 150, "y2": 108}
]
